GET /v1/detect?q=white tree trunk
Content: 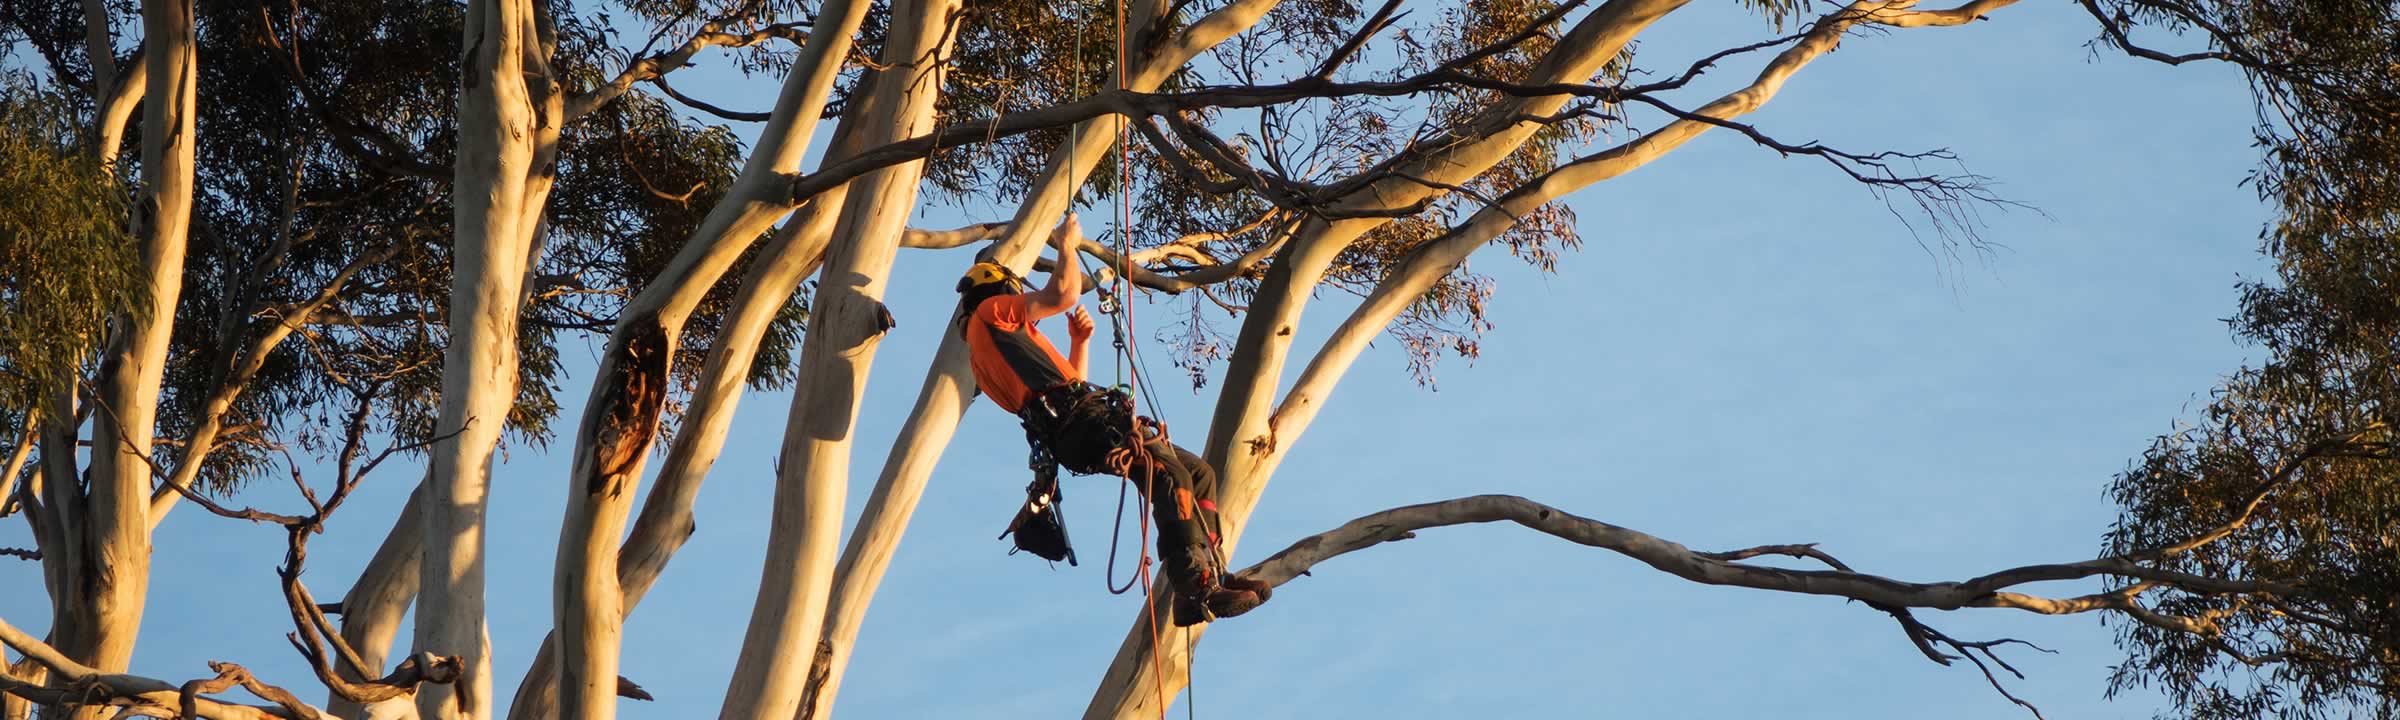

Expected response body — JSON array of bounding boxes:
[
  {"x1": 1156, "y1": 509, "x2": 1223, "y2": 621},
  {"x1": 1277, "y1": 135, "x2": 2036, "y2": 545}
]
[
  {"x1": 55, "y1": 3, "x2": 196, "y2": 718},
  {"x1": 546, "y1": 4, "x2": 872, "y2": 719},
  {"x1": 716, "y1": 3, "x2": 958, "y2": 718},
  {"x1": 796, "y1": 4, "x2": 1291, "y2": 716},
  {"x1": 421, "y1": 0, "x2": 542, "y2": 716}
]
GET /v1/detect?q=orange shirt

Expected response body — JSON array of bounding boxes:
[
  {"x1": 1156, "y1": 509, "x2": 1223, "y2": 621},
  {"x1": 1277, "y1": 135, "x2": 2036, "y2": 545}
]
[{"x1": 964, "y1": 294, "x2": 1081, "y2": 415}]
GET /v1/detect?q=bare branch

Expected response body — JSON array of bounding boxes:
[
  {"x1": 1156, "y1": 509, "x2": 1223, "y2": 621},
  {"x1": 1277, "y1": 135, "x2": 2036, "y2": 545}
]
[
  {"x1": 1230, "y1": 494, "x2": 2282, "y2": 718},
  {"x1": 1069, "y1": 217, "x2": 1296, "y2": 293},
  {"x1": 1307, "y1": 0, "x2": 1407, "y2": 80},
  {"x1": 566, "y1": 20, "x2": 812, "y2": 120},
  {"x1": 149, "y1": 246, "x2": 400, "y2": 527},
  {"x1": 2069, "y1": 0, "x2": 2242, "y2": 68},
  {"x1": 1238, "y1": 495, "x2": 2276, "y2": 613},
  {"x1": 84, "y1": 387, "x2": 308, "y2": 527},
  {"x1": 1127, "y1": 212, "x2": 1280, "y2": 266},
  {"x1": 650, "y1": 74, "x2": 772, "y2": 122},
  {"x1": 0, "y1": 615, "x2": 324, "y2": 719}
]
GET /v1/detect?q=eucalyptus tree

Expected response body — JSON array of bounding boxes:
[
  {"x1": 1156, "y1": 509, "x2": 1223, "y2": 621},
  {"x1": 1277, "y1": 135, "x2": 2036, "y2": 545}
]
[{"x1": 1, "y1": 0, "x2": 2396, "y2": 718}]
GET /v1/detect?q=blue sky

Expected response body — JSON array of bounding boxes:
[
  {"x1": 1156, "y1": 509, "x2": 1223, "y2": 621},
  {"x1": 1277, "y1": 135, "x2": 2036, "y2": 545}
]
[{"x1": 1, "y1": 0, "x2": 2280, "y2": 717}]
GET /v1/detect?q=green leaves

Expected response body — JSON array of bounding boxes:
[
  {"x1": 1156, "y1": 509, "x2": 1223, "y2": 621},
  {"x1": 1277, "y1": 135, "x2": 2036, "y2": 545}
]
[
  {"x1": 0, "y1": 73, "x2": 139, "y2": 412},
  {"x1": 2097, "y1": 1, "x2": 2400, "y2": 709}
]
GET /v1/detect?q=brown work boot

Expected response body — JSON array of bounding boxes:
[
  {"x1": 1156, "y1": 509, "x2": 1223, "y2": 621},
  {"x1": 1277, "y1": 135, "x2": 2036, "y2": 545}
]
[
  {"x1": 1170, "y1": 586, "x2": 1264, "y2": 627},
  {"x1": 1165, "y1": 557, "x2": 1267, "y2": 626},
  {"x1": 1220, "y1": 572, "x2": 1273, "y2": 603}
]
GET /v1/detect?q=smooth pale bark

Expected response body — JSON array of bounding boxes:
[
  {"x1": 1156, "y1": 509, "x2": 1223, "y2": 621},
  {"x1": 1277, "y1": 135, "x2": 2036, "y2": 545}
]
[
  {"x1": 515, "y1": 181, "x2": 1022, "y2": 720},
  {"x1": 1085, "y1": 0, "x2": 1699, "y2": 715},
  {"x1": 1203, "y1": 0, "x2": 1700, "y2": 526},
  {"x1": 329, "y1": 484, "x2": 426, "y2": 720},
  {"x1": 53, "y1": 3, "x2": 195, "y2": 718},
  {"x1": 796, "y1": 4, "x2": 1290, "y2": 716},
  {"x1": 420, "y1": 0, "x2": 541, "y2": 717},
  {"x1": 548, "y1": 4, "x2": 872, "y2": 719},
  {"x1": 79, "y1": 0, "x2": 138, "y2": 172},
  {"x1": 717, "y1": 3, "x2": 957, "y2": 718}
]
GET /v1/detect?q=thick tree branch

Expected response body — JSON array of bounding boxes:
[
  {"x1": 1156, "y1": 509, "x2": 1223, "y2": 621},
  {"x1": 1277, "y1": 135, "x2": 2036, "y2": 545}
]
[
  {"x1": 1229, "y1": 493, "x2": 2298, "y2": 717},
  {"x1": 1068, "y1": 217, "x2": 1296, "y2": 293},
  {"x1": 1273, "y1": 0, "x2": 2020, "y2": 501},
  {"x1": 1239, "y1": 495, "x2": 2273, "y2": 610}
]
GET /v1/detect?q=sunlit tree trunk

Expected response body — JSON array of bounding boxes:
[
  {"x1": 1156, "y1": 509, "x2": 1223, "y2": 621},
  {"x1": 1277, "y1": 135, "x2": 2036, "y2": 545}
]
[
  {"x1": 45, "y1": 2, "x2": 196, "y2": 718},
  {"x1": 419, "y1": 0, "x2": 546, "y2": 716},
  {"x1": 716, "y1": 2, "x2": 959, "y2": 718}
]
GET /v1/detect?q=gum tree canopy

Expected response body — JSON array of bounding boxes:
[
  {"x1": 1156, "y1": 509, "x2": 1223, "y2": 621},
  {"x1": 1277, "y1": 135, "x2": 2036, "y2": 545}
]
[{"x1": 0, "y1": 0, "x2": 2394, "y2": 718}]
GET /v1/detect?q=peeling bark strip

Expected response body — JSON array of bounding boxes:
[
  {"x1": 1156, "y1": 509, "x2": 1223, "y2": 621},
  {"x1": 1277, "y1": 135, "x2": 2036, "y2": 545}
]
[{"x1": 587, "y1": 321, "x2": 673, "y2": 497}]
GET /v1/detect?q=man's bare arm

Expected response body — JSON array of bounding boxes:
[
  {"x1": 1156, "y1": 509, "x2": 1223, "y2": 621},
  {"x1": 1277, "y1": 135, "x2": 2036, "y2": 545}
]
[{"x1": 1024, "y1": 217, "x2": 1083, "y2": 320}]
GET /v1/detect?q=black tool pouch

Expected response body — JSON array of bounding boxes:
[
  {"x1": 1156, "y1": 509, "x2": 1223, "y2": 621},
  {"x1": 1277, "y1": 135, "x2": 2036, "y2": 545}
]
[{"x1": 998, "y1": 452, "x2": 1077, "y2": 565}]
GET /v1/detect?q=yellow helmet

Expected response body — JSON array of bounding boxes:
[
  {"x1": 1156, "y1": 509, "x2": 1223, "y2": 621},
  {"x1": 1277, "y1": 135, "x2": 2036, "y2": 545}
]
[{"x1": 956, "y1": 262, "x2": 1023, "y2": 294}]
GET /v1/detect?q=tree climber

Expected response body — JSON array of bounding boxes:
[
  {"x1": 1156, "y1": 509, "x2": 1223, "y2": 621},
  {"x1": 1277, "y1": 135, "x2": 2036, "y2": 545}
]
[{"x1": 961, "y1": 217, "x2": 1272, "y2": 625}]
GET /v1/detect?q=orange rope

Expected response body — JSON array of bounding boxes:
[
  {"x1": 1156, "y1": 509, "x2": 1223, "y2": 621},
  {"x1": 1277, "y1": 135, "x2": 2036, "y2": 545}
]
[{"x1": 1104, "y1": 1, "x2": 1177, "y2": 717}]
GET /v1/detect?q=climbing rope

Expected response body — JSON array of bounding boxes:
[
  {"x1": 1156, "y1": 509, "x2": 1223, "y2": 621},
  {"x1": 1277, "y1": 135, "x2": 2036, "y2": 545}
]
[
  {"x1": 1064, "y1": 1, "x2": 1177, "y2": 718},
  {"x1": 1062, "y1": 0, "x2": 1200, "y2": 715}
]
